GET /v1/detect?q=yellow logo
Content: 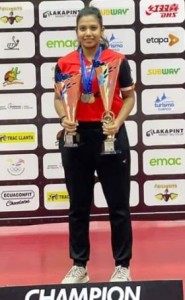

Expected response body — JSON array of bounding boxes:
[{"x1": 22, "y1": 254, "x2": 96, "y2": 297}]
[
  {"x1": 168, "y1": 34, "x2": 179, "y2": 46},
  {"x1": 47, "y1": 191, "x2": 69, "y2": 202},
  {"x1": 0, "y1": 132, "x2": 35, "y2": 143}
]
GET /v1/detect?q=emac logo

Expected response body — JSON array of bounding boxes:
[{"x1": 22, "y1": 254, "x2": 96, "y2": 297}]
[{"x1": 150, "y1": 157, "x2": 181, "y2": 166}]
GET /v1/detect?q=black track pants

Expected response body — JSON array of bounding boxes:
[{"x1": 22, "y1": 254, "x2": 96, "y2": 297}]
[{"x1": 59, "y1": 122, "x2": 132, "y2": 267}]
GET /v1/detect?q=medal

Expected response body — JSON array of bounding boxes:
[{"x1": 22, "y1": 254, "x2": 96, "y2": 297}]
[
  {"x1": 81, "y1": 93, "x2": 95, "y2": 103},
  {"x1": 79, "y1": 47, "x2": 102, "y2": 104}
]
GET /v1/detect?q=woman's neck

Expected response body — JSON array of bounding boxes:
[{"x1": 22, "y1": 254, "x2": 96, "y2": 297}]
[{"x1": 81, "y1": 45, "x2": 100, "y2": 62}]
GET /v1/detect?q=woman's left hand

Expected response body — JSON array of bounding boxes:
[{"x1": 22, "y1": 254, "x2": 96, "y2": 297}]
[{"x1": 102, "y1": 119, "x2": 121, "y2": 136}]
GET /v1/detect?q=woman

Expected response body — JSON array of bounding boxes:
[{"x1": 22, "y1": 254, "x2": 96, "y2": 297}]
[{"x1": 54, "y1": 6, "x2": 135, "y2": 284}]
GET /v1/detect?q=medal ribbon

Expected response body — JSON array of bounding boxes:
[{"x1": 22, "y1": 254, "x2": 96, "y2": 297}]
[{"x1": 79, "y1": 46, "x2": 102, "y2": 94}]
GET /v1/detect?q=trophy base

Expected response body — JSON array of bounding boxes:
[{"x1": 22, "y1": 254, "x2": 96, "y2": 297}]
[
  {"x1": 64, "y1": 132, "x2": 80, "y2": 148},
  {"x1": 101, "y1": 139, "x2": 118, "y2": 155}
]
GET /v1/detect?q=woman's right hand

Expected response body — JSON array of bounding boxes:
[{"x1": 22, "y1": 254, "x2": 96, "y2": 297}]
[{"x1": 60, "y1": 117, "x2": 78, "y2": 133}]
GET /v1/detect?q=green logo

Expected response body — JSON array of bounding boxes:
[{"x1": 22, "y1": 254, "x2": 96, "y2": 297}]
[
  {"x1": 150, "y1": 157, "x2": 181, "y2": 166},
  {"x1": 47, "y1": 39, "x2": 78, "y2": 48}
]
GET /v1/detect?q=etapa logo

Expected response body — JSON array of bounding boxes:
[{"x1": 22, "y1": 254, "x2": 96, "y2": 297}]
[
  {"x1": 42, "y1": 123, "x2": 62, "y2": 150},
  {"x1": 140, "y1": 0, "x2": 185, "y2": 24},
  {"x1": 105, "y1": 29, "x2": 136, "y2": 55},
  {"x1": 39, "y1": 1, "x2": 84, "y2": 27},
  {"x1": 40, "y1": 62, "x2": 56, "y2": 89},
  {"x1": 39, "y1": 31, "x2": 78, "y2": 57},
  {"x1": 0, "y1": 32, "x2": 35, "y2": 59},
  {"x1": 140, "y1": 27, "x2": 184, "y2": 54},
  {"x1": 143, "y1": 148, "x2": 185, "y2": 175},
  {"x1": 0, "y1": 93, "x2": 37, "y2": 120},
  {"x1": 141, "y1": 58, "x2": 185, "y2": 85},
  {"x1": 0, "y1": 185, "x2": 39, "y2": 212},
  {"x1": 125, "y1": 121, "x2": 138, "y2": 147},
  {"x1": 0, "y1": 154, "x2": 39, "y2": 180},
  {"x1": 43, "y1": 153, "x2": 64, "y2": 179},
  {"x1": 141, "y1": 88, "x2": 185, "y2": 115},
  {"x1": 41, "y1": 93, "x2": 58, "y2": 118},
  {"x1": 0, "y1": 63, "x2": 36, "y2": 90},
  {"x1": 44, "y1": 184, "x2": 69, "y2": 210},
  {"x1": 0, "y1": 124, "x2": 38, "y2": 151},
  {"x1": 142, "y1": 119, "x2": 185, "y2": 146},
  {"x1": 90, "y1": 0, "x2": 135, "y2": 25},
  {"x1": 144, "y1": 179, "x2": 185, "y2": 206},
  {"x1": 94, "y1": 181, "x2": 139, "y2": 208},
  {"x1": 0, "y1": 2, "x2": 34, "y2": 28}
]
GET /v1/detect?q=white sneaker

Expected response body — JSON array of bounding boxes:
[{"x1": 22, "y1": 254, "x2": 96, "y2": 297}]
[
  {"x1": 110, "y1": 266, "x2": 131, "y2": 282},
  {"x1": 61, "y1": 266, "x2": 89, "y2": 284}
]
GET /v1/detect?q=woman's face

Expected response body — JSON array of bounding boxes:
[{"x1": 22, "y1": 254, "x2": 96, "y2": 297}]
[{"x1": 76, "y1": 15, "x2": 104, "y2": 50}]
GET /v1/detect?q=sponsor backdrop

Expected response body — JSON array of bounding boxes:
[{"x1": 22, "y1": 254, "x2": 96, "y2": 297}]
[{"x1": 0, "y1": 0, "x2": 185, "y2": 225}]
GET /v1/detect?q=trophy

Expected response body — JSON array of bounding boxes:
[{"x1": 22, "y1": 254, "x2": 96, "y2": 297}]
[
  {"x1": 95, "y1": 58, "x2": 121, "y2": 154},
  {"x1": 55, "y1": 73, "x2": 81, "y2": 147}
]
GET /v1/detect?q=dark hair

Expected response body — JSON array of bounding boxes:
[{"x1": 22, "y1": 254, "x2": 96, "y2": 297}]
[{"x1": 76, "y1": 6, "x2": 109, "y2": 49}]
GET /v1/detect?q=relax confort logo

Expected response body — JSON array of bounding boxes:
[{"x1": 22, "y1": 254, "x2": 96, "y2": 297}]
[
  {"x1": 141, "y1": 58, "x2": 185, "y2": 85},
  {"x1": 143, "y1": 148, "x2": 185, "y2": 175}
]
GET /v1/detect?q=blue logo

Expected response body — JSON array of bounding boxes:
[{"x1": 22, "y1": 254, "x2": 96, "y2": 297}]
[
  {"x1": 154, "y1": 93, "x2": 174, "y2": 111},
  {"x1": 109, "y1": 34, "x2": 123, "y2": 52}
]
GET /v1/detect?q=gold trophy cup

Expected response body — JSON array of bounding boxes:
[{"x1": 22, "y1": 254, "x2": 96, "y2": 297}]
[
  {"x1": 55, "y1": 73, "x2": 81, "y2": 147},
  {"x1": 95, "y1": 58, "x2": 121, "y2": 154}
]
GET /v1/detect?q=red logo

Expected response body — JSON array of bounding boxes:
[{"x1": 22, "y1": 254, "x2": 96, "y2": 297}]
[{"x1": 146, "y1": 4, "x2": 179, "y2": 18}]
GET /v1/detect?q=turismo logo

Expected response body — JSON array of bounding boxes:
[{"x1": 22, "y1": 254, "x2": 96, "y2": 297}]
[
  {"x1": 143, "y1": 148, "x2": 185, "y2": 175},
  {"x1": 108, "y1": 33, "x2": 124, "y2": 52},
  {"x1": 142, "y1": 88, "x2": 185, "y2": 115},
  {"x1": 154, "y1": 92, "x2": 174, "y2": 111}
]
